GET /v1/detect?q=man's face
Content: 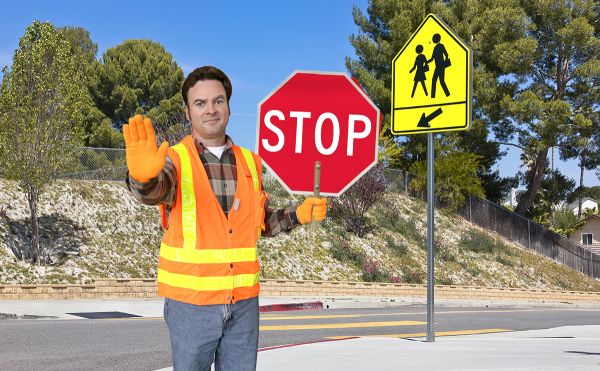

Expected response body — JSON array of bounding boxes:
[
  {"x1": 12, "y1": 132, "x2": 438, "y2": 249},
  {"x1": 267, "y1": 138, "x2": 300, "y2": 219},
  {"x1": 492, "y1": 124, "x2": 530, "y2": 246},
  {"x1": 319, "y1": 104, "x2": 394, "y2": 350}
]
[{"x1": 185, "y1": 79, "x2": 230, "y2": 142}]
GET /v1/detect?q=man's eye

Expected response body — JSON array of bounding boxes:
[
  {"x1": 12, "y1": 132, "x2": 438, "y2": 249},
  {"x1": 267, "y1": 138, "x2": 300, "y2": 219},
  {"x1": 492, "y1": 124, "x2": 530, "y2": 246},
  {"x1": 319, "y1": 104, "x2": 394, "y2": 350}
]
[
  {"x1": 196, "y1": 102, "x2": 204, "y2": 107},
  {"x1": 216, "y1": 99, "x2": 224, "y2": 105}
]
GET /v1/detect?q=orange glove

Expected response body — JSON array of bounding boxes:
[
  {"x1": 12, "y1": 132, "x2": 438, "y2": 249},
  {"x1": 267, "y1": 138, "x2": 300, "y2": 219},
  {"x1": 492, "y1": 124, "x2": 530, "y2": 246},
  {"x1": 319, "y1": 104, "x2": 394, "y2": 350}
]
[
  {"x1": 296, "y1": 197, "x2": 327, "y2": 224},
  {"x1": 123, "y1": 114, "x2": 169, "y2": 182}
]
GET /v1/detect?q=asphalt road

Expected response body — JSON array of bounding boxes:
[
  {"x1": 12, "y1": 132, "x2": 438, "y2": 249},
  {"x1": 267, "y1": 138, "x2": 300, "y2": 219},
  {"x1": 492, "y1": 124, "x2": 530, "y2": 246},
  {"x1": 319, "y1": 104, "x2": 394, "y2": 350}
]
[{"x1": 1, "y1": 305, "x2": 599, "y2": 370}]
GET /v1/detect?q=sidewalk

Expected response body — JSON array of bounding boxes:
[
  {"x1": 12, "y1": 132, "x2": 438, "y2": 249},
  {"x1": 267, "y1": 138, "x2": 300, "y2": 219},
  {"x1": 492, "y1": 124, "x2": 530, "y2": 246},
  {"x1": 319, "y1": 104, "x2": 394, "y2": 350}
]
[{"x1": 257, "y1": 325, "x2": 600, "y2": 370}]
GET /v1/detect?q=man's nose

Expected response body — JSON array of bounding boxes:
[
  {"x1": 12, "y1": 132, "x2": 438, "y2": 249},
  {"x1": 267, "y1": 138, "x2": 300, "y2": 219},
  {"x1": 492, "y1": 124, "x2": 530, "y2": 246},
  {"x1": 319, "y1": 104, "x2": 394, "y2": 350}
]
[{"x1": 204, "y1": 102, "x2": 217, "y2": 114}]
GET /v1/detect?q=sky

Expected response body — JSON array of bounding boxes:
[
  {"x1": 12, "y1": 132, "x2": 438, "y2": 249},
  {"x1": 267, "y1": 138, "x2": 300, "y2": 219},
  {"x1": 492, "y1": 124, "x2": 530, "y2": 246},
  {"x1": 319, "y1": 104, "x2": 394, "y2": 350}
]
[{"x1": 1, "y1": 0, "x2": 598, "y2": 188}]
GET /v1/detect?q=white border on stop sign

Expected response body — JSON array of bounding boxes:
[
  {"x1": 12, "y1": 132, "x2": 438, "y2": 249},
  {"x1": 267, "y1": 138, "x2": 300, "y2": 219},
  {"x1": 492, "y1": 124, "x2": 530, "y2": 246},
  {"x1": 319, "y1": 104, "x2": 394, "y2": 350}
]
[{"x1": 255, "y1": 70, "x2": 381, "y2": 197}]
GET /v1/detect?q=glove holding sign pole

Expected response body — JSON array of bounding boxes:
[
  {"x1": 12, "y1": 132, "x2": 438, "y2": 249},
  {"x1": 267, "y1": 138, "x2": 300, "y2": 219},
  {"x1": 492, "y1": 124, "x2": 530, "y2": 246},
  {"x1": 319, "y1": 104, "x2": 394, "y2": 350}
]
[
  {"x1": 123, "y1": 114, "x2": 169, "y2": 182},
  {"x1": 296, "y1": 197, "x2": 327, "y2": 224}
]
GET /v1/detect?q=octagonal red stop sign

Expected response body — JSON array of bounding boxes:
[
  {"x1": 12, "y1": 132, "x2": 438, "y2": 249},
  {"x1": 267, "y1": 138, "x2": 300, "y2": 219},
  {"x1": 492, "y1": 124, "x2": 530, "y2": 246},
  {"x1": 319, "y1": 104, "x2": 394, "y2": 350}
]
[{"x1": 256, "y1": 71, "x2": 380, "y2": 196}]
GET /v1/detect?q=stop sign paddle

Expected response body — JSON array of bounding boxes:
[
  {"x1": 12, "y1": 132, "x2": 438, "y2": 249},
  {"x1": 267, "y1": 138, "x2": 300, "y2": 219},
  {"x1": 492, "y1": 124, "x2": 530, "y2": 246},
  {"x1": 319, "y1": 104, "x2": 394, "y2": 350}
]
[{"x1": 257, "y1": 71, "x2": 380, "y2": 197}]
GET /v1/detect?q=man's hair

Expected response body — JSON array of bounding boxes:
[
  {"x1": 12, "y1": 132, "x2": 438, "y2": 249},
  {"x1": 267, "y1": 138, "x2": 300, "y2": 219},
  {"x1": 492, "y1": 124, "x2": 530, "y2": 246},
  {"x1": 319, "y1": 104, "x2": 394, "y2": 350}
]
[{"x1": 181, "y1": 66, "x2": 232, "y2": 106}]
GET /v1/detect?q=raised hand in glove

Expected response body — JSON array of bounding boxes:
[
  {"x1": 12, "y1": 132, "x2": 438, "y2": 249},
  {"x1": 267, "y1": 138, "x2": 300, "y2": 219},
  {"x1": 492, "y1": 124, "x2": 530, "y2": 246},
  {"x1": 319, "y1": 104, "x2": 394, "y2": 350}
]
[
  {"x1": 123, "y1": 114, "x2": 169, "y2": 182},
  {"x1": 296, "y1": 197, "x2": 328, "y2": 224}
]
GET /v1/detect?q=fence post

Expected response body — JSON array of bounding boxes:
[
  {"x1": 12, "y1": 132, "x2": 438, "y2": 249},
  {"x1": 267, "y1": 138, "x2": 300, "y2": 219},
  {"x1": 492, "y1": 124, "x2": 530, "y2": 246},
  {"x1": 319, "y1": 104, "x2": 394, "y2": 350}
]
[
  {"x1": 591, "y1": 250, "x2": 594, "y2": 278},
  {"x1": 469, "y1": 195, "x2": 472, "y2": 222},
  {"x1": 527, "y1": 220, "x2": 531, "y2": 250}
]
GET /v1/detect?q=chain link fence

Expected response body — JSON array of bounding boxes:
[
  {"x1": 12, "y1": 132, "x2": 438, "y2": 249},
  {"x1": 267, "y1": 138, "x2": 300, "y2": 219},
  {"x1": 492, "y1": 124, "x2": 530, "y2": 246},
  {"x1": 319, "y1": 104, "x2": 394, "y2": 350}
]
[{"x1": 57, "y1": 147, "x2": 127, "y2": 181}]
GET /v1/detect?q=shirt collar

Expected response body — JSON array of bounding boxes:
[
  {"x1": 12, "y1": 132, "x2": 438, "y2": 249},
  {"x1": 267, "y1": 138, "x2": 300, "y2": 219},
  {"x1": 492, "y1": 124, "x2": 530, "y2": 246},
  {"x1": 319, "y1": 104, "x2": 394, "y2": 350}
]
[{"x1": 193, "y1": 135, "x2": 234, "y2": 154}]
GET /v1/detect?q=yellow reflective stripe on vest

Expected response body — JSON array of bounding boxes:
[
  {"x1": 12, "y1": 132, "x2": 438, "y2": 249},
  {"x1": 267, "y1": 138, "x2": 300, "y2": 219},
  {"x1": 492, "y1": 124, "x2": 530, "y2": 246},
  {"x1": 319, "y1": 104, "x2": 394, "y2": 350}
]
[
  {"x1": 240, "y1": 147, "x2": 262, "y2": 239},
  {"x1": 160, "y1": 243, "x2": 258, "y2": 264},
  {"x1": 240, "y1": 147, "x2": 259, "y2": 192},
  {"x1": 173, "y1": 143, "x2": 197, "y2": 250},
  {"x1": 158, "y1": 269, "x2": 260, "y2": 291}
]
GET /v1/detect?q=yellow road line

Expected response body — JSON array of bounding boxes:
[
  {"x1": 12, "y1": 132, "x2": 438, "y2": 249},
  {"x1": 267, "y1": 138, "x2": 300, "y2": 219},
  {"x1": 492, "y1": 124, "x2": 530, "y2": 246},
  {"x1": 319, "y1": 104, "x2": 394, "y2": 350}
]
[
  {"x1": 259, "y1": 320, "x2": 425, "y2": 331},
  {"x1": 259, "y1": 308, "x2": 588, "y2": 321},
  {"x1": 326, "y1": 328, "x2": 511, "y2": 339},
  {"x1": 261, "y1": 314, "x2": 365, "y2": 320}
]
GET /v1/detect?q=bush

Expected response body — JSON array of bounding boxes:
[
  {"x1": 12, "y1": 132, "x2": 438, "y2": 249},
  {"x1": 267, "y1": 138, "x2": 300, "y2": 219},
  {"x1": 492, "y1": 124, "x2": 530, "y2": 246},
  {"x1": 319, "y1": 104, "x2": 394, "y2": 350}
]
[
  {"x1": 362, "y1": 257, "x2": 389, "y2": 282},
  {"x1": 402, "y1": 266, "x2": 425, "y2": 284},
  {"x1": 459, "y1": 230, "x2": 502, "y2": 254},
  {"x1": 330, "y1": 164, "x2": 389, "y2": 237}
]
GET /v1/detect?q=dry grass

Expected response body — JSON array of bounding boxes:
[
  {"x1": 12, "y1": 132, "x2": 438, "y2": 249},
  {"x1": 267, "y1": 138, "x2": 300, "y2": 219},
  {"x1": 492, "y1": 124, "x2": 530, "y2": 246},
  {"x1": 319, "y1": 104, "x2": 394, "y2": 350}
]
[{"x1": 0, "y1": 179, "x2": 599, "y2": 292}]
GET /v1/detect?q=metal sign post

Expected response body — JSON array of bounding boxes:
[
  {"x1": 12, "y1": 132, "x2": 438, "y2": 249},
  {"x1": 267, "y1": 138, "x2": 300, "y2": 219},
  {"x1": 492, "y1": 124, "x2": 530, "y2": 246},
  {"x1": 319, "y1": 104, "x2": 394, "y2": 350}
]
[
  {"x1": 426, "y1": 133, "x2": 435, "y2": 342},
  {"x1": 390, "y1": 13, "x2": 473, "y2": 344}
]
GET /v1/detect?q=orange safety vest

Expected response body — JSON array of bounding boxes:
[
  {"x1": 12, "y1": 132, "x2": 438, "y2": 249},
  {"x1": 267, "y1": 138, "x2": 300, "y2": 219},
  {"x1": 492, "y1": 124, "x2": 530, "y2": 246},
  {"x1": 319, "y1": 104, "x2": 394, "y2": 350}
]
[{"x1": 156, "y1": 135, "x2": 267, "y2": 305}]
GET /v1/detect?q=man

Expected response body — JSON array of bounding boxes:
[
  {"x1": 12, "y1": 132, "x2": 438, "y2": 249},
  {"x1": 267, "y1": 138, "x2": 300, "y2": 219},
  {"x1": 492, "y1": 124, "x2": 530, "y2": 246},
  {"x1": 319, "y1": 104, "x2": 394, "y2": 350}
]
[{"x1": 123, "y1": 66, "x2": 327, "y2": 371}]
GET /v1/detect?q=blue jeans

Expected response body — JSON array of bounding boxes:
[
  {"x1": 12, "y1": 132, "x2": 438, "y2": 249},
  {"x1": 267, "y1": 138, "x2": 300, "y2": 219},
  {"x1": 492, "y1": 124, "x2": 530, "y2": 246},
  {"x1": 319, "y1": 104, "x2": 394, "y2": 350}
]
[{"x1": 164, "y1": 296, "x2": 259, "y2": 371}]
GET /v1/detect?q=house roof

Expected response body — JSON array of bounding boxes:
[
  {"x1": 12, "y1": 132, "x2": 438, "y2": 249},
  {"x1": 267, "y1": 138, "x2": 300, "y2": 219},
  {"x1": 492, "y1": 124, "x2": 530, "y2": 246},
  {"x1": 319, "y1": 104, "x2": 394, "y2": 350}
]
[
  {"x1": 567, "y1": 197, "x2": 599, "y2": 210},
  {"x1": 571, "y1": 214, "x2": 600, "y2": 229}
]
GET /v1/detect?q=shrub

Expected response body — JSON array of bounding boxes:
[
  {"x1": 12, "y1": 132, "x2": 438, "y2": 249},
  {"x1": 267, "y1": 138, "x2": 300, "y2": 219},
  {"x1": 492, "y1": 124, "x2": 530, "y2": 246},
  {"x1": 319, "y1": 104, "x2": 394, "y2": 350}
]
[
  {"x1": 362, "y1": 257, "x2": 389, "y2": 282},
  {"x1": 459, "y1": 230, "x2": 502, "y2": 254},
  {"x1": 402, "y1": 266, "x2": 425, "y2": 284},
  {"x1": 390, "y1": 275, "x2": 403, "y2": 283},
  {"x1": 330, "y1": 164, "x2": 389, "y2": 237}
]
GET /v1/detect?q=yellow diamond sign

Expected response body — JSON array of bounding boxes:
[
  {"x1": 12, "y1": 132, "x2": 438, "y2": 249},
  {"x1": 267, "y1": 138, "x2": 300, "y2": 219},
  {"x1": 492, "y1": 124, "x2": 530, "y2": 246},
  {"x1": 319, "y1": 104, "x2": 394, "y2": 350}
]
[{"x1": 391, "y1": 14, "x2": 472, "y2": 135}]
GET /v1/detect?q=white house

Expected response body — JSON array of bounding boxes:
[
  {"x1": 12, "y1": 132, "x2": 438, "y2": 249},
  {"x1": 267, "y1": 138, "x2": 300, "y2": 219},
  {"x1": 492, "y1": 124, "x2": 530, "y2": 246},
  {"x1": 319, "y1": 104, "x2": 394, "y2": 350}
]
[
  {"x1": 569, "y1": 215, "x2": 600, "y2": 254},
  {"x1": 567, "y1": 197, "x2": 599, "y2": 216}
]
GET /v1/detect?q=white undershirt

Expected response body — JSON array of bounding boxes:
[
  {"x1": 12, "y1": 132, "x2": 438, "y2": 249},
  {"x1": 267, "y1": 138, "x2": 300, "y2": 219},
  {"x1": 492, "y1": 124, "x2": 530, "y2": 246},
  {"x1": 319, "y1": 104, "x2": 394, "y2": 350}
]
[{"x1": 206, "y1": 145, "x2": 227, "y2": 159}]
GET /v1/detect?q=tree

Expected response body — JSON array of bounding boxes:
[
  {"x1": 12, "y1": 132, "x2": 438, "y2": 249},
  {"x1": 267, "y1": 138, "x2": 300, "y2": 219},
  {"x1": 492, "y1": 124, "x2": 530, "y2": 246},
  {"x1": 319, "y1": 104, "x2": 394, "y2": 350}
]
[
  {"x1": 58, "y1": 26, "x2": 115, "y2": 147},
  {"x1": 568, "y1": 186, "x2": 600, "y2": 203},
  {"x1": 523, "y1": 168, "x2": 575, "y2": 223},
  {"x1": 59, "y1": 27, "x2": 97, "y2": 70},
  {"x1": 346, "y1": 0, "x2": 508, "y2": 202},
  {"x1": 410, "y1": 151, "x2": 485, "y2": 211},
  {"x1": 560, "y1": 122, "x2": 600, "y2": 218},
  {"x1": 550, "y1": 205, "x2": 578, "y2": 235},
  {"x1": 496, "y1": 0, "x2": 600, "y2": 215},
  {"x1": 0, "y1": 21, "x2": 87, "y2": 263},
  {"x1": 89, "y1": 40, "x2": 185, "y2": 128}
]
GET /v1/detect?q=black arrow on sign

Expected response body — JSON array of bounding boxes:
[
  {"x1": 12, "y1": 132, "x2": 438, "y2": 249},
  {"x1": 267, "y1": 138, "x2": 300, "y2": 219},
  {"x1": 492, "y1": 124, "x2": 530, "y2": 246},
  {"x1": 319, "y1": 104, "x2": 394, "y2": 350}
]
[{"x1": 417, "y1": 108, "x2": 443, "y2": 128}]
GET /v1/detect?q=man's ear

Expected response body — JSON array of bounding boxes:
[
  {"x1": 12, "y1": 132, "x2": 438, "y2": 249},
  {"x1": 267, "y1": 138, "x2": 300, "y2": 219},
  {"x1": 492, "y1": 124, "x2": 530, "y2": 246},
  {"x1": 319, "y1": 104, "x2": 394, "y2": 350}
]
[{"x1": 185, "y1": 105, "x2": 190, "y2": 122}]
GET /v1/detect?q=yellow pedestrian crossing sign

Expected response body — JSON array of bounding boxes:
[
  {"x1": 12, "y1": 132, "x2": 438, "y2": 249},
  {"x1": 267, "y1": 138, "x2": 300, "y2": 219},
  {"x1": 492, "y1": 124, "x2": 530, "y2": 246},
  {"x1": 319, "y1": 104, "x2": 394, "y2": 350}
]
[{"x1": 391, "y1": 14, "x2": 472, "y2": 135}]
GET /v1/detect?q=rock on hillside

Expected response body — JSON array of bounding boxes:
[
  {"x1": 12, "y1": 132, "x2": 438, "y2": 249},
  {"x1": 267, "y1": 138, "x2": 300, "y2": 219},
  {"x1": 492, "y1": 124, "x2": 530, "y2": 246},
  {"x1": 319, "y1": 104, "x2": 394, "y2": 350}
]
[{"x1": 0, "y1": 179, "x2": 599, "y2": 292}]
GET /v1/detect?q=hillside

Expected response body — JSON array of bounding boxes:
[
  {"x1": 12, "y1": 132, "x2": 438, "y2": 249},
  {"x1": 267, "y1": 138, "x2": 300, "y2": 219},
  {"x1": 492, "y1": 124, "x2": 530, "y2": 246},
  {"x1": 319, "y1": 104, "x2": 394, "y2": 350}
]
[{"x1": 0, "y1": 178, "x2": 599, "y2": 292}]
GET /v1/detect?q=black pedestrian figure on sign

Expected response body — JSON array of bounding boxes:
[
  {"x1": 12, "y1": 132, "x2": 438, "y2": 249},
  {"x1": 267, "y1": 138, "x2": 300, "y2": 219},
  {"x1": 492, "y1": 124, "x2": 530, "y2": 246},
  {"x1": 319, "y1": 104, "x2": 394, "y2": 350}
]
[
  {"x1": 427, "y1": 33, "x2": 451, "y2": 98},
  {"x1": 409, "y1": 44, "x2": 429, "y2": 98}
]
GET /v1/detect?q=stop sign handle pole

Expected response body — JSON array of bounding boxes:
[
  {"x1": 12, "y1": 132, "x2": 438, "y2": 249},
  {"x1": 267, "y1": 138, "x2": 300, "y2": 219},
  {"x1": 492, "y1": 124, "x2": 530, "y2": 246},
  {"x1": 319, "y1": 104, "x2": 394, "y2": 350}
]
[{"x1": 312, "y1": 161, "x2": 321, "y2": 231}]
